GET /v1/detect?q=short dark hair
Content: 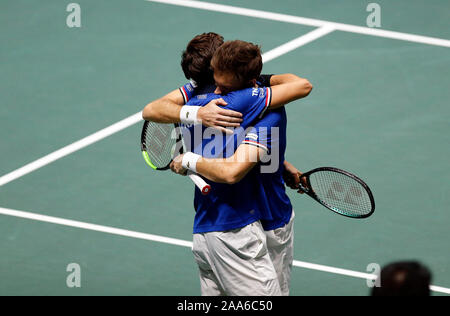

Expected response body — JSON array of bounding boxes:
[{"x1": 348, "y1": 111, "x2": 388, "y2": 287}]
[
  {"x1": 371, "y1": 261, "x2": 432, "y2": 296},
  {"x1": 181, "y1": 32, "x2": 224, "y2": 86},
  {"x1": 210, "y1": 40, "x2": 263, "y2": 89}
]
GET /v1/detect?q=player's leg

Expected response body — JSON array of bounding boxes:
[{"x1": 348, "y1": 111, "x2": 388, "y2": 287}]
[
  {"x1": 265, "y1": 210, "x2": 295, "y2": 296},
  {"x1": 204, "y1": 221, "x2": 282, "y2": 296},
  {"x1": 192, "y1": 233, "x2": 226, "y2": 296}
]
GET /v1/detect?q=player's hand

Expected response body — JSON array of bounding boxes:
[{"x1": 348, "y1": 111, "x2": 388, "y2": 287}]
[
  {"x1": 198, "y1": 98, "x2": 243, "y2": 134},
  {"x1": 283, "y1": 161, "x2": 308, "y2": 194},
  {"x1": 170, "y1": 154, "x2": 188, "y2": 176}
]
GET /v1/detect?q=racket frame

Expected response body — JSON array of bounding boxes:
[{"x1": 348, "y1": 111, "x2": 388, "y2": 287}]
[{"x1": 298, "y1": 167, "x2": 375, "y2": 219}]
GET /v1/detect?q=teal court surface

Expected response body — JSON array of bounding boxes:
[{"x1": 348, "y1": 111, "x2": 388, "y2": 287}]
[{"x1": 0, "y1": 0, "x2": 449, "y2": 295}]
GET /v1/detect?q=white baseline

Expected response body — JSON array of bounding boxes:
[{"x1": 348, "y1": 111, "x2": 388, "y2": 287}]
[{"x1": 146, "y1": 0, "x2": 450, "y2": 48}]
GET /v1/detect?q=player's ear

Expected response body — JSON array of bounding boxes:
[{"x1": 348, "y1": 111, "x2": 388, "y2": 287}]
[{"x1": 250, "y1": 79, "x2": 257, "y2": 87}]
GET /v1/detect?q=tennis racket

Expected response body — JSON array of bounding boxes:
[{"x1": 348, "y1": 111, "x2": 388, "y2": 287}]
[
  {"x1": 140, "y1": 120, "x2": 211, "y2": 195},
  {"x1": 291, "y1": 167, "x2": 375, "y2": 218}
]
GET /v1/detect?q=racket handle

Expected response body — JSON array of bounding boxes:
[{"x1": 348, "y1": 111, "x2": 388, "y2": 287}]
[{"x1": 187, "y1": 171, "x2": 211, "y2": 195}]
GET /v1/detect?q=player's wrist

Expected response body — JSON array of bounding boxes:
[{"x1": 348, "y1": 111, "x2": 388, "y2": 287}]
[
  {"x1": 180, "y1": 106, "x2": 202, "y2": 125},
  {"x1": 182, "y1": 152, "x2": 201, "y2": 173}
]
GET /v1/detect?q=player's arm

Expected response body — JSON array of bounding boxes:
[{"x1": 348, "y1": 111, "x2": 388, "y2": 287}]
[
  {"x1": 269, "y1": 74, "x2": 313, "y2": 109},
  {"x1": 170, "y1": 144, "x2": 264, "y2": 184},
  {"x1": 259, "y1": 73, "x2": 307, "y2": 88},
  {"x1": 270, "y1": 73, "x2": 310, "y2": 87},
  {"x1": 142, "y1": 89, "x2": 185, "y2": 123},
  {"x1": 283, "y1": 160, "x2": 308, "y2": 194},
  {"x1": 142, "y1": 89, "x2": 243, "y2": 131}
]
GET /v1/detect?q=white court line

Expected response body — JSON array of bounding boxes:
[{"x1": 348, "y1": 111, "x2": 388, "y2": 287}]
[
  {"x1": 0, "y1": 112, "x2": 143, "y2": 187},
  {"x1": 0, "y1": 206, "x2": 449, "y2": 295},
  {"x1": 262, "y1": 25, "x2": 335, "y2": 63},
  {"x1": 0, "y1": 30, "x2": 329, "y2": 187},
  {"x1": 0, "y1": 207, "x2": 193, "y2": 248},
  {"x1": 146, "y1": 0, "x2": 450, "y2": 48},
  {"x1": 293, "y1": 260, "x2": 376, "y2": 281}
]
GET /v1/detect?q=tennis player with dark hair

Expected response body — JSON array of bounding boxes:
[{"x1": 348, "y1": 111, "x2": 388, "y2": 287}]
[
  {"x1": 169, "y1": 40, "x2": 312, "y2": 295},
  {"x1": 143, "y1": 33, "x2": 244, "y2": 134},
  {"x1": 181, "y1": 32, "x2": 225, "y2": 88}
]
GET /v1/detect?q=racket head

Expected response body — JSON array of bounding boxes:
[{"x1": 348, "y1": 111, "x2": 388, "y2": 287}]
[
  {"x1": 141, "y1": 121, "x2": 211, "y2": 195},
  {"x1": 299, "y1": 167, "x2": 375, "y2": 219},
  {"x1": 140, "y1": 121, "x2": 183, "y2": 170}
]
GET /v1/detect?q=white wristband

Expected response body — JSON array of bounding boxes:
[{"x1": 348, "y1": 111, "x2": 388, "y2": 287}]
[
  {"x1": 182, "y1": 152, "x2": 201, "y2": 173},
  {"x1": 180, "y1": 106, "x2": 201, "y2": 125}
]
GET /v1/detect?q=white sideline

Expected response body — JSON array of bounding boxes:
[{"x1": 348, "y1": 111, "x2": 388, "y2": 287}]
[
  {"x1": 0, "y1": 206, "x2": 449, "y2": 295},
  {"x1": 0, "y1": 112, "x2": 143, "y2": 187},
  {"x1": 262, "y1": 25, "x2": 335, "y2": 63},
  {"x1": 146, "y1": 0, "x2": 450, "y2": 48}
]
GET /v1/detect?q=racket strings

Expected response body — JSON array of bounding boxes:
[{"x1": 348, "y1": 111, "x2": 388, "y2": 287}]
[
  {"x1": 309, "y1": 171, "x2": 372, "y2": 217},
  {"x1": 144, "y1": 122, "x2": 179, "y2": 169}
]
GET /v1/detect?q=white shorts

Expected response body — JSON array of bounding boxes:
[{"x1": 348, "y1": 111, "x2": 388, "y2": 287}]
[
  {"x1": 265, "y1": 210, "x2": 295, "y2": 296},
  {"x1": 192, "y1": 221, "x2": 282, "y2": 296}
]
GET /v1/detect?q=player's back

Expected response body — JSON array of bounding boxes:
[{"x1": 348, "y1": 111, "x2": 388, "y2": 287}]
[{"x1": 182, "y1": 86, "x2": 273, "y2": 234}]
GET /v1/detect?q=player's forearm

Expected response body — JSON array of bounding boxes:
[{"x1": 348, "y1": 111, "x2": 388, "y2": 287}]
[
  {"x1": 142, "y1": 97, "x2": 182, "y2": 123},
  {"x1": 143, "y1": 90, "x2": 242, "y2": 128},
  {"x1": 183, "y1": 145, "x2": 261, "y2": 184},
  {"x1": 142, "y1": 89, "x2": 186, "y2": 123},
  {"x1": 270, "y1": 73, "x2": 304, "y2": 86},
  {"x1": 196, "y1": 158, "x2": 246, "y2": 184},
  {"x1": 269, "y1": 78, "x2": 313, "y2": 109}
]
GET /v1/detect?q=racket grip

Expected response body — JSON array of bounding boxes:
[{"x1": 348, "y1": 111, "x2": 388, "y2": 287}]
[{"x1": 187, "y1": 171, "x2": 211, "y2": 195}]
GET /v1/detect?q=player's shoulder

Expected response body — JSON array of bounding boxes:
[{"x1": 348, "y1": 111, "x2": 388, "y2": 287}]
[
  {"x1": 222, "y1": 86, "x2": 269, "y2": 110},
  {"x1": 227, "y1": 86, "x2": 268, "y2": 100},
  {"x1": 181, "y1": 82, "x2": 217, "y2": 104},
  {"x1": 192, "y1": 92, "x2": 217, "y2": 101},
  {"x1": 187, "y1": 92, "x2": 218, "y2": 105}
]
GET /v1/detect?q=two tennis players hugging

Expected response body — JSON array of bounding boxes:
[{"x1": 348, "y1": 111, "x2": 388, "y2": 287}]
[{"x1": 142, "y1": 33, "x2": 312, "y2": 296}]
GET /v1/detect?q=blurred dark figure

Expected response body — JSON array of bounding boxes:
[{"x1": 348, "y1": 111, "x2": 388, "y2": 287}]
[{"x1": 372, "y1": 261, "x2": 432, "y2": 296}]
